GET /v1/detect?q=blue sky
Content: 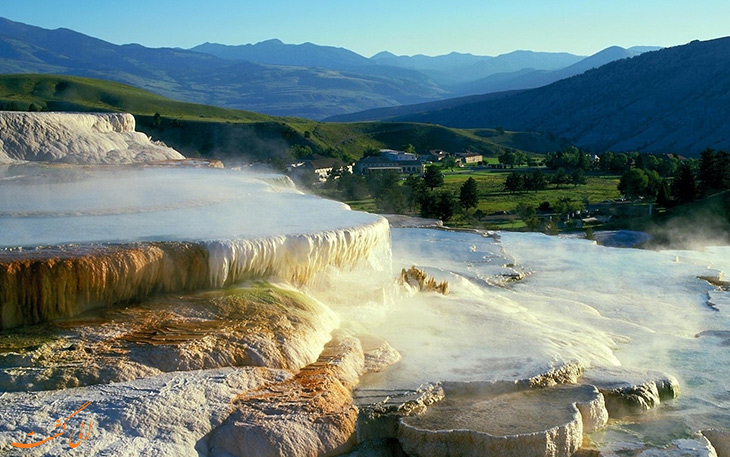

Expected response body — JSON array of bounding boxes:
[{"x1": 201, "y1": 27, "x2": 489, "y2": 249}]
[{"x1": 3, "y1": 0, "x2": 729, "y2": 57}]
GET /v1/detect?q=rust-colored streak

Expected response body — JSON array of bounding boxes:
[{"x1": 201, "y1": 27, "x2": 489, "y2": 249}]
[{"x1": 0, "y1": 242, "x2": 209, "y2": 330}]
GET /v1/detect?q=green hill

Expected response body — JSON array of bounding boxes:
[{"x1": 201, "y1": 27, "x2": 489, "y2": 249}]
[
  {"x1": 0, "y1": 74, "x2": 567, "y2": 162},
  {"x1": 0, "y1": 74, "x2": 273, "y2": 122},
  {"x1": 363, "y1": 37, "x2": 730, "y2": 157}
]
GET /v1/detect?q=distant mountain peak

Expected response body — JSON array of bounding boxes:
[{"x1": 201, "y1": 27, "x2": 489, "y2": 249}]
[
  {"x1": 258, "y1": 38, "x2": 284, "y2": 45},
  {"x1": 371, "y1": 51, "x2": 397, "y2": 59}
]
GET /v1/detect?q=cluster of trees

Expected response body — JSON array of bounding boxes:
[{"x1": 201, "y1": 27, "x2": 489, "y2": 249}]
[
  {"x1": 545, "y1": 147, "x2": 680, "y2": 178},
  {"x1": 323, "y1": 165, "x2": 480, "y2": 222},
  {"x1": 497, "y1": 149, "x2": 540, "y2": 168},
  {"x1": 407, "y1": 166, "x2": 480, "y2": 221},
  {"x1": 617, "y1": 149, "x2": 730, "y2": 206},
  {"x1": 504, "y1": 170, "x2": 549, "y2": 193}
]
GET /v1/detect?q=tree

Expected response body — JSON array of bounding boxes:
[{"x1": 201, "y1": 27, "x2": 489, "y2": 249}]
[
  {"x1": 673, "y1": 161, "x2": 697, "y2": 204},
  {"x1": 292, "y1": 145, "x2": 313, "y2": 159},
  {"x1": 585, "y1": 226, "x2": 595, "y2": 240},
  {"x1": 514, "y1": 150, "x2": 527, "y2": 167},
  {"x1": 612, "y1": 153, "x2": 630, "y2": 173},
  {"x1": 554, "y1": 197, "x2": 581, "y2": 216},
  {"x1": 656, "y1": 179, "x2": 673, "y2": 207},
  {"x1": 577, "y1": 150, "x2": 592, "y2": 170},
  {"x1": 516, "y1": 203, "x2": 539, "y2": 230},
  {"x1": 443, "y1": 155, "x2": 457, "y2": 171},
  {"x1": 618, "y1": 169, "x2": 649, "y2": 199},
  {"x1": 337, "y1": 170, "x2": 369, "y2": 201},
  {"x1": 526, "y1": 170, "x2": 547, "y2": 192},
  {"x1": 424, "y1": 165, "x2": 444, "y2": 190},
  {"x1": 402, "y1": 144, "x2": 416, "y2": 154},
  {"x1": 404, "y1": 174, "x2": 427, "y2": 212},
  {"x1": 363, "y1": 146, "x2": 381, "y2": 158},
  {"x1": 543, "y1": 218, "x2": 559, "y2": 235},
  {"x1": 551, "y1": 168, "x2": 569, "y2": 188},
  {"x1": 498, "y1": 149, "x2": 517, "y2": 168},
  {"x1": 504, "y1": 172, "x2": 525, "y2": 193},
  {"x1": 435, "y1": 191, "x2": 458, "y2": 222},
  {"x1": 459, "y1": 177, "x2": 479, "y2": 211},
  {"x1": 571, "y1": 168, "x2": 587, "y2": 187},
  {"x1": 367, "y1": 170, "x2": 407, "y2": 214},
  {"x1": 698, "y1": 149, "x2": 730, "y2": 196}
]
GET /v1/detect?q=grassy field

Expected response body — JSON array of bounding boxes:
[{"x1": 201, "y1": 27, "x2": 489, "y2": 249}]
[
  {"x1": 343, "y1": 168, "x2": 622, "y2": 230},
  {"x1": 441, "y1": 169, "x2": 621, "y2": 214}
]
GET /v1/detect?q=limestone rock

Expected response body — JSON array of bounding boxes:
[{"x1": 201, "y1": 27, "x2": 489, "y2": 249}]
[
  {"x1": 207, "y1": 333, "x2": 368, "y2": 457},
  {"x1": 398, "y1": 383, "x2": 607, "y2": 457},
  {"x1": 581, "y1": 367, "x2": 680, "y2": 417},
  {"x1": 0, "y1": 286, "x2": 337, "y2": 391},
  {"x1": 0, "y1": 111, "x2": 185, "y2": 164},
  {"x1": 703, "y1": 430, "x2": 730, "y2": 457},
  {"x1": 0, "y1": 366, "x2": 290, "y2": 457}
]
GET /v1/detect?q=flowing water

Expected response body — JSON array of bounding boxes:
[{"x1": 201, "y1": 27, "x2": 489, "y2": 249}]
[{"x1": 315, "y1": 227, "x2": 730, "y2": 451}]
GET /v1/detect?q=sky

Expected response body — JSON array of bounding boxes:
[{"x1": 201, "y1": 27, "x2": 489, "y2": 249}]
[{"x1": 3, "y1": 0, "x2": 729, "y2": 57}]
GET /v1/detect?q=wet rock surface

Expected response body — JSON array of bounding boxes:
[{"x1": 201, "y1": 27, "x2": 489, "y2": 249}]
[
  {"x1": 580, "y1": 367, "x2": 680, "y2": 417},
  {"x1": 207, "y1": 332, "x2": 389, "y2": 457},
  {"x1": 398, "y1": 383, "x2": 606, "y2": 457},
  {"x1": 0, "y1": 286, "x2": 337, "y2": 391}
]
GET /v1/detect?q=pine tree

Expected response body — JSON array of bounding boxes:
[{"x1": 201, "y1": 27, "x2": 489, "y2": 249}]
[
  {"x1": 459, "y1": 177, "x2": 479, "y2": 211},
  {"x1": 424, "y1": 165, "x2": 444, "y2": 190}
]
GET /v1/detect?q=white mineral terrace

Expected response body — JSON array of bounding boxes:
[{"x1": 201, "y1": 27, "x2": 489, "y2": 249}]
[
  {"x1": 0, "y1": 111, "x2": 184, "y2": 164},
  {"x1": 0, "y1": 166, "x2": 389, "y2": 329}
]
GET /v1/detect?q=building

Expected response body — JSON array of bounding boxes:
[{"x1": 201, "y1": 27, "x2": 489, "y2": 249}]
[
  {"x1": 456, "y1": 152, "x2": 483, "y2": 164},
  {"x1": 425, "y1": 150, "x2": 448, "y2": 162},
  {"x1": 381, "y1": 149, "x2": 418, "y2": 162},
  {"x1": 354, "y1": 155, "x2": 425, "y2": 175}
]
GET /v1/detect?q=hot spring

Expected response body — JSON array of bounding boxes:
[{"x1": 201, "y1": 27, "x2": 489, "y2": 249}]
[{"x1": 1, "y1": 163, "x2": 729, "y2": 456}]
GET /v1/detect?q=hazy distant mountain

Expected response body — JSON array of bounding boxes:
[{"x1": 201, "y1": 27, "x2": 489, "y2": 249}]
[
  {"x1": 361, "y1": 38, "x2": 730, "y2": 155},
  {"x1": 370, "y1": 49, "x2": 585, "y2": 86},
  {"x1": 192, "y1": 39, "x2": 371, "y2": 70},
  {"x1": 0, "y1": 18, "x2": 447, "y2": 119},
  {"x1": 0, "y1": 16, "x2": 671, "y2": 122},
  {"x1": 453, "y1": 45, "x2": 661, "y2": 95}
]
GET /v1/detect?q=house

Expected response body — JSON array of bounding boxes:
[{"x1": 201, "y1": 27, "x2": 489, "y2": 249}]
[
  {"x1": 381, "y1": 149, "x2": 419, "y2": 162},
  {"x1": 456, "y1": 152, "x2": 483, "y2": 164},
  {"x1": 426, "y1": 150, "x2": 449, "y2": 162},
  {"x1": 354, "y1": 154, "x2": 425, "y2": 175}
]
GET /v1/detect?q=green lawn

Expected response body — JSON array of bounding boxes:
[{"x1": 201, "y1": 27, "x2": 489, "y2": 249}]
[{"x1": 342, "y1": 170, "x2": 622, "y2": 230}]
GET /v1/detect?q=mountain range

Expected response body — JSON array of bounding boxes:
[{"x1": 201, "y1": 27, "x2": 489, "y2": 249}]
[
  {"x1": 331, "y1": 37, "x2": 730, "y2": 155},
  {"x1": 0, "y1": 17, "x2": 657, "y2": 119}
]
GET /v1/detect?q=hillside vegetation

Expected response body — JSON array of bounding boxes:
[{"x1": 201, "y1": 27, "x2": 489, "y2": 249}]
[
  {"x1": 340, "y1": 37, "x2": 730, "y2": 156},
  {"x1": 0, "y1": 74, "x2": 566, "y2": 162}
]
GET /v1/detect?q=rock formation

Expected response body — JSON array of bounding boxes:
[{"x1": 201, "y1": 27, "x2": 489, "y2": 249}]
[{"x1": 0, "y1": 111, "x2": 184, "y2": 164}]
